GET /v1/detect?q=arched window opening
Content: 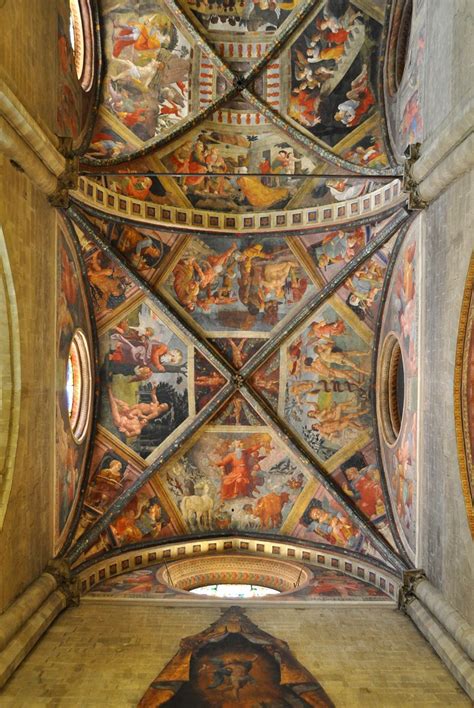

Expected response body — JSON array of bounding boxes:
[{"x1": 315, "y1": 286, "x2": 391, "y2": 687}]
[{"x1": 190, "y1": 584, "x2": 280, "y2": 598}]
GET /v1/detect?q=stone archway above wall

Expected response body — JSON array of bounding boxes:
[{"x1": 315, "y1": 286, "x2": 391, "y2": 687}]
[{"x1": 0, "y1": 225, "x2": 21, "y2": 529}]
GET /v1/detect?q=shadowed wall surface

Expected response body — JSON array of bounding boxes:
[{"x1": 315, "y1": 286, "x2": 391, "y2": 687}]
[
  {"x1": 419, "y1": 173, "x2": 474, "y2": 625},
  {"x1": 0, "y1": 603, "x2": 470, "y2": 707}
]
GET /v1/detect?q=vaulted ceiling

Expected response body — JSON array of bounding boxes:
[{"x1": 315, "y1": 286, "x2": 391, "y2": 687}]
[{"x1": 56, "y1": 0, "x2": 418, "y2": 597}]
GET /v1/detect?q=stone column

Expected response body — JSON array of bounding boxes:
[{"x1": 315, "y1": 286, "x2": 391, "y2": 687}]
[
  {"x1": 406, "y1": 600, "x2": 474, "y2": 701},
  {"x1": 400, "y1": 570, "x2": 474, "y2": 700},
  {"x1": 414, "y1": 578, "x2": 474, "y2": 661},
  {"x1": 0, "y1": 561, "x2": 79, "y2": 688},
  {"x1": 404, "y1": 89, "x2": 474, "y2": 207},
  {"x1": 0, "y1": 79, "x2": 65, "y2": 177},
  {"x1": 0, "y1": 83, "x2": 77, "y2": 206},
  {"x1": 0, "y1": 116, "x2": 59, "y2": 196}
]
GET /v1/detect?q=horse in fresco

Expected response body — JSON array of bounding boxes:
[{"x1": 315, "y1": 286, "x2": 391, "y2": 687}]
[{"x1": 180, "y1": 482, "x2": 215, "y2": 530}]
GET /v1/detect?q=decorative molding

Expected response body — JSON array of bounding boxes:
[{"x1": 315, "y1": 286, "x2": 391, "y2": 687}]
[
  {"x1": 398, "y1": 568, "x2": 426, "y2": 610},
  {"x1": 454, "y1": 251, "x2": 474, "y2": 537},
  {"x1": 73, "y1": 176, "x2": 405, "y2": 234},
  {"x1": 403, "y1": 143, "x2": 429, "y2": 210},
  {"x1": 75, "y1": 536, "x2": 401, "y2": 601}
]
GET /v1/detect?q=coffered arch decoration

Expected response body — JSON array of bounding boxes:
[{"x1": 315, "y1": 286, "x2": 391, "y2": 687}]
[
  {"x1": 0, "y1": 226, "x2": 21, "y2": 530},
  {"x1": 77, "y1": 537, "x2": 400, "y2": 602}
]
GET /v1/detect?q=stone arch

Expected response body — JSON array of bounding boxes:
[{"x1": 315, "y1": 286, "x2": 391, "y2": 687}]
[{"x1": 0, "y1": 225, "x2": 21, "y2": 529}]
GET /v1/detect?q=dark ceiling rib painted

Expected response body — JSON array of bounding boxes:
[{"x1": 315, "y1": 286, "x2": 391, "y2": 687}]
[{"x1": 63, "y1": 205, "x2": 409, "y2": 572}]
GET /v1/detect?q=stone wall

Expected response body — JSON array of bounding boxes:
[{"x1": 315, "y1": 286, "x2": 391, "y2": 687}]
[
  {"x1": 0, "y1": 1, "x2": 60, "y2": 139},
  {"x1": 0, "y1": 156, "x2": 56, "y2": 612},
  {"x1": 422, "y1": 0, "x2": 473, "y2": 137},
  {"x1": 416, "y1": 0, "x2": 474, "y2": 625},
  {"x1": 0, "y1": 602, "x2": 469, "y2": 706},
  {"x1": 0, "y1": 0, "x2": 66, "y2": 612},
  {"x1": 419, "y1": 172, "x2": 474, "y2": 625}
]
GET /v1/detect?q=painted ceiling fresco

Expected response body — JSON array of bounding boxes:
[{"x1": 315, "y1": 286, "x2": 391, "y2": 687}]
[
  {"x1": 78, "y1": 0, "x2": 404, "y2": 229},
  {"x1": 55, "y1": 216, "x2": 94, "y2": 554},
  {"x1": 54, "y1": 0, "x2": 423, "y2": 596},
  {"x1": 56, "y1": 203, "x2": 417, "y2": 581}
]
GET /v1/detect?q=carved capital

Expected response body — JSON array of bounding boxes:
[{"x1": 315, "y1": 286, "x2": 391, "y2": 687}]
[
  {"x1": 46, "y1": 558, "x2": 81, "y2": 607},
  {"x1": 403, "y1": 142, "x2": 429, "y2": 210},
  {"x1": 57, "y1": 136, "x2": 74, "y2": 158},
  {"x1": 47, "y1": 156, "x2": 79, "y2": 208},
  {"x1": 398, "y1": 568, "x2": 427, "y2": 611}
]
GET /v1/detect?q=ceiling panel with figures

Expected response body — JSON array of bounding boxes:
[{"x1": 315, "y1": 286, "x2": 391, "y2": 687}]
[{"x1": 55, "y1": 0, "x2": 421, "y2": 596}]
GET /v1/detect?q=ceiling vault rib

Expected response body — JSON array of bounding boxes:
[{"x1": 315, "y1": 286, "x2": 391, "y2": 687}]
[
  {"x1": 240, "y1": 207, "x2": 410, "y2": 379},
  {"x1": 241, "y1": 387, "x2": 407, "y2": 571}
]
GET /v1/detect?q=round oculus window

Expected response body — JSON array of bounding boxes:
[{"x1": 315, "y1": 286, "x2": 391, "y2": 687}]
[
  {"x1": 69, "y1": 0, "x2": 94, "y2": 91},
  {"x1": 67, "y1": 329, "x2": 92, "y2": 443},
  {"x1": 378, "y1": 334, "x2": 405, "y2": 445}
]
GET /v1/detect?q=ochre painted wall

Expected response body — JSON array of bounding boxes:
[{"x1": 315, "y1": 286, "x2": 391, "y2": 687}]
[
  {"x1": 0, "y1": 157, "x2": 56, "y2": 612},
  {"x1": 0, "y1": 603, "x2": 469, "y2": 706},
  {"x1": 0, "y1": 0, "x2": 72, "y2": 612},
  {"x1": 0, "y1": 1, "x2": 60, "y2": 139}
]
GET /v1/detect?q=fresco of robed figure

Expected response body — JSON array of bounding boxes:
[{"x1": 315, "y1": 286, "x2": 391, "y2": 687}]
[
  {"x1": 163, "y1": 429, "x2": 309, "y2": 534},
  {"x1": 138, "y1": 607, "x2": 335, "y2": 707}
]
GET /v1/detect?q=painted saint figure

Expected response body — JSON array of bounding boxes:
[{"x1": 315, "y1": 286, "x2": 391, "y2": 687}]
[{"x1": 217, "y1": 439, "x2": 266, "y2": 500}]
